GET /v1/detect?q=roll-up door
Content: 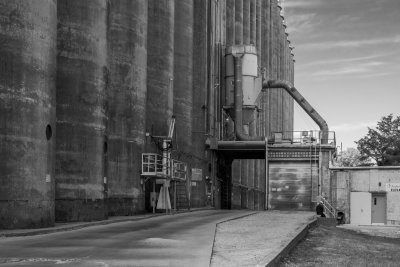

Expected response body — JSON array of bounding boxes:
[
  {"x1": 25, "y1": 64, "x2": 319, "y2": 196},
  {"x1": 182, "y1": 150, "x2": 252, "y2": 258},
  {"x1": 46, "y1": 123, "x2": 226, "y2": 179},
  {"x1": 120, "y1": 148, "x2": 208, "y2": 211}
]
[{"x1": 269, "y1": 161, "x2": 318, "y2": 210}]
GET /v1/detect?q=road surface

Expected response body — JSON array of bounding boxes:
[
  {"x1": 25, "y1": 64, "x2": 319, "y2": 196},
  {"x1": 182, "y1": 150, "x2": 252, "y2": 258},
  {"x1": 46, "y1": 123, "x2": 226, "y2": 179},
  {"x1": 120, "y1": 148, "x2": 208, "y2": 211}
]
[{"x1": 0, "y1": 210, "x2": 253, "y2": 267}]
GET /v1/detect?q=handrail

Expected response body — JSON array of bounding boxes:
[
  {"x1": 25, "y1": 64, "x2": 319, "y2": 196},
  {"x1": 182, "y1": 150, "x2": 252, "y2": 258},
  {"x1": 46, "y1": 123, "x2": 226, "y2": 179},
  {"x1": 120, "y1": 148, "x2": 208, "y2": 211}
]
[
  {"x1": 269, "y1": 130, "x2": 336, "y2": 146},
  {"x1": 320, "y1": 197, "x2": 336, "y2": 218},
  {"x1": 172, "y1": 159, "x2": 187, "y2": 181},
  {"x1": 142, "y1": 153, "x2": 171, "y2": 177},
  {"x1": 142, "y1": 153, "x2": 187, "y2": 181}
]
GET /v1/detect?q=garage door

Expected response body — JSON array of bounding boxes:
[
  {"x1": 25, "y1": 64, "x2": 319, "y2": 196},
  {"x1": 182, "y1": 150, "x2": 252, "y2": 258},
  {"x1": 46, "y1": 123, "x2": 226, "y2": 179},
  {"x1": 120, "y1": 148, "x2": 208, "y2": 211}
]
[{"x1": 269, "y1": 161, "x2": 318, "y2": 210}]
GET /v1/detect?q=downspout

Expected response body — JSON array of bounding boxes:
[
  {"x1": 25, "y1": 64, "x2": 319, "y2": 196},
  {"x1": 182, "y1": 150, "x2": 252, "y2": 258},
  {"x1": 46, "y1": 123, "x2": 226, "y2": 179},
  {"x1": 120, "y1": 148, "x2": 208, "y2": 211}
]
[{"x1": 262, "y1": 80, "x2": 330, "y2": 144}]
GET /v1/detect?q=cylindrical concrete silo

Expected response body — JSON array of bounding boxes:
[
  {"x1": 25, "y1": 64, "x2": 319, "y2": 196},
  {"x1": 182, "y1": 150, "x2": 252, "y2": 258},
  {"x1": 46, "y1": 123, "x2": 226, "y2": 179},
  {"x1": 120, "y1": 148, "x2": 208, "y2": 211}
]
[
  {"x1": 191, "y1": 0, "x2": 208, "y2": 207},
  {"x1": 0, "y1": 0, "x2": 57, "y2": 229},
  {"x1": 147, "y1": 0, "x2": 174, "y2": 138},
  {"x1": 226, "y1": 0, "x2": 235, "y2": 47},
  {"x1": 235, "y1": 0, "x2": 243, "y2": 45},
  {"x1": 267, "y1": 1, "x2": 282, "y2": 135},
  {"x1": 256, "y1": 0, "x2": 262, "y2": 69},
  {"x1": 107, "y1": 0, "x2": 148, "y2": 215},
  {"x1": 56, "y1": 0, "x2": 108, "y2": 222},
  {"x1": 243, "y1": 0, "x2": 250, "y2": 44},
  {"x1": 173, "y1": 0, "x2": 193, "y2": 160}
]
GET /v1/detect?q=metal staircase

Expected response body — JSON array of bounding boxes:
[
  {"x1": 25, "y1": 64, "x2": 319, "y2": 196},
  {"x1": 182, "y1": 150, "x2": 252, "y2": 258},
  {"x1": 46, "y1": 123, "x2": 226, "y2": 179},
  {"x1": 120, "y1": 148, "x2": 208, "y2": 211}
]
[
  {"x1": 141, "y1": 116, "x2": 190, "y2": 213},
  {"x1": 319, "y1": 197, "x2": 336, "y2": 218},
  {"x1": 174, "y1": 181, "x2": 190, "y2": 210}
]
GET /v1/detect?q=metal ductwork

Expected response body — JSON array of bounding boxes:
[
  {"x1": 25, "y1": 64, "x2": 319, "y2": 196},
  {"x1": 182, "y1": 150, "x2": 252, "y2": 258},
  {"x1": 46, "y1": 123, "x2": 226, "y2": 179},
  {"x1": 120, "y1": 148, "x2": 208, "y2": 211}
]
[
  {"x1": 232, "y1": 51, "x2": 264, "y2": 141},
  {"x1": 262, "y1": 79, "x2": 329, "y2": 144}
]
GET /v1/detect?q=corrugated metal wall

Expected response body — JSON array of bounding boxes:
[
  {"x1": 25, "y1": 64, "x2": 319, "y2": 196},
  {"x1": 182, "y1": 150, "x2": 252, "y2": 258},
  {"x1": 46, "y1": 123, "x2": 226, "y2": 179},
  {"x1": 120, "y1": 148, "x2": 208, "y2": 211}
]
[{"x1": 269, "y1": 162, "x2": 318, "y2": 210}]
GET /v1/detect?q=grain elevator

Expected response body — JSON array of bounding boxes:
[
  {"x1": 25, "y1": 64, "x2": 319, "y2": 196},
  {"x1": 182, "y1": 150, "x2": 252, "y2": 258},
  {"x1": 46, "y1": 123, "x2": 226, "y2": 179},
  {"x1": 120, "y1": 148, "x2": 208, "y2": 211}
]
[{"x1": 0, "y1": 0, "x2": 336, "y2": 229}]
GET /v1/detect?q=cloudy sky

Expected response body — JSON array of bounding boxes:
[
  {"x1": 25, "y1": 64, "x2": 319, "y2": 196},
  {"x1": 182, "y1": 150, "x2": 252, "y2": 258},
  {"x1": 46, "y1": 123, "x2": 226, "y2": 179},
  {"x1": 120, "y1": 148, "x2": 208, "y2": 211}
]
[{"x1": 282, "y1": 0, "x2": 400, "y2": 150}]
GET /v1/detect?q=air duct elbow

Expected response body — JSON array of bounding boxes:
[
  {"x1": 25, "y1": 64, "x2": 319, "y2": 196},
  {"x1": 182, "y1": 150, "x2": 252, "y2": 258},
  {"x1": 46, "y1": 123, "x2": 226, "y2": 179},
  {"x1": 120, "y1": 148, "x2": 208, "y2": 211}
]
[{"x1": 263, "y1": 79, "x2": 329, "y2": 143}]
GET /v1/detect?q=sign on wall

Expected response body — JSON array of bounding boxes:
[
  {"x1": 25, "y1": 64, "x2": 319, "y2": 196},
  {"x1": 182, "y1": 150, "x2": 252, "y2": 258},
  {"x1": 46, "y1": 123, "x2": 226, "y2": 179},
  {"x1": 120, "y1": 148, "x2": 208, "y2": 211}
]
[
  {"x1": 191, "y1": 168, "x2": 203, "y2": 181},
  {"x1": 386, "y1": 183, "x2": 400, "y2": 192}
]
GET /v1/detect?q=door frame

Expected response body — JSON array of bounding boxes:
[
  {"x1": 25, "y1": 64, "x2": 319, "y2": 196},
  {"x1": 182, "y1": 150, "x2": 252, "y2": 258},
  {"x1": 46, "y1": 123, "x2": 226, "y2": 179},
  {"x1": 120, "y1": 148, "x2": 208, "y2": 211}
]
[{"x1": 371, "y1": 192, "x2": 387, "y2": 225}]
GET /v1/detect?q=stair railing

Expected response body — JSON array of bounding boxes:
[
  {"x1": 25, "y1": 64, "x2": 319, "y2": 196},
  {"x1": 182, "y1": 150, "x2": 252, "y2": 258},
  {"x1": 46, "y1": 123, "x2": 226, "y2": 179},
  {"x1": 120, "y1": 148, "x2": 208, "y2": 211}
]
[{"x1": 320, "y1": 197, "x2": 336, "y2": 218}]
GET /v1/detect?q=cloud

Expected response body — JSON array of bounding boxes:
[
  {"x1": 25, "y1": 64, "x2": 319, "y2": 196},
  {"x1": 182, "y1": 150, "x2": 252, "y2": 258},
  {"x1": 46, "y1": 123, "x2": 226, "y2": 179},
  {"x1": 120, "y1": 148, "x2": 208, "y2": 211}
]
[
  {"x1": 310, "y1": 61, "x2": 386, "y2": 77},
  {"x1": 351, "y1": 72, "x2": 392, "y2": 78},
  {"x1": 302, "y1": 36, "x2": 400, "y2": 50},
  {"x1": 301, "y1": 54, "x2": 390, "y2": 67},
  {"x1": 285, "y1": 13, "x2": 318, "y2": 34},
  {"x1": 283, "y1": 0, "x2": 325, "y2": 8},
  {"x1": 331, "y1": 121, "x2": 376, "y2": 132}
]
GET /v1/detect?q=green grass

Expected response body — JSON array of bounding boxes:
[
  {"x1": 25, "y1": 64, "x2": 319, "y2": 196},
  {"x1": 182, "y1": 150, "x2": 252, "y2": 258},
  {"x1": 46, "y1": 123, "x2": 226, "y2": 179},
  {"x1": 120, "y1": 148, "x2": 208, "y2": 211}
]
[{"x1": 279, "y1": 225, "x2": 400, "y2": 267}]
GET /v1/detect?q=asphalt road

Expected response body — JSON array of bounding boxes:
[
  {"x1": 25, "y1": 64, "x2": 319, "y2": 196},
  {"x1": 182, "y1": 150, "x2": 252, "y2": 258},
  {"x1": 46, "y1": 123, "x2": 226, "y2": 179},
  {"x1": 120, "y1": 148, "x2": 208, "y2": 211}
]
[{"x1": 0, "y1": 210, "x2": 253, "y2": 267}]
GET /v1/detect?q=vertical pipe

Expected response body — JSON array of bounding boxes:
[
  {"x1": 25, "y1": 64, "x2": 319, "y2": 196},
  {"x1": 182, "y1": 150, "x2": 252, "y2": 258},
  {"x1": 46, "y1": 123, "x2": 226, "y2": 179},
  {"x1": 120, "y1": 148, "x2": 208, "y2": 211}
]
[
  {"x1": 108, "y1": 0, "x2": 148, "y2": 216},
  {"x1": 234, "y1": 0, "x2": 243, "y2": 45},
  {"x1": 242, "y1": 0, "x2": 251, "y2": 208},
  {"x1": 0, "y1": 0, "x2": 57, "y2": 229},
  {"x1": 226, "y1": 0, "x2": 235, "y2": 47},
  {"x1": 56, "y1": 0, "x2": 108, "y2": 222},
  {"x1": 290, "y1": 49, "x2": 295, "y2": 132},
  {"x1": 193, "y1": 0, "x2": 208, "y2": 206},
  {"x1": 233, "y1": 0, "x2": 243, "y2": 205},
  {"x1": 256, "y1": 0, "x2": 262, "y2": 66},
  {"x1": 243, "y1": 0, "x2": 250, "y2": 44},
  {"x1": 250, "y1": 0, "x2": 257, "y2": 45},
  {"x1": 265, "y1": 138, "x2": 269, "y2": 210}
]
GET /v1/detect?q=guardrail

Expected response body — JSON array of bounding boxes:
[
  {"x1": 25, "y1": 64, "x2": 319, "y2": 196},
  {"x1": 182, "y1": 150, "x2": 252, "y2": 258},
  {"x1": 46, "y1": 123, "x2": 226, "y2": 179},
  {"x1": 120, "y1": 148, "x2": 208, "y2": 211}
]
[
  {"x1": 142, "y1": 153, "x2": 187, "y2": 181},
  {"x1": 271, "y1": 131, "x2": 336, "y2": 146}
]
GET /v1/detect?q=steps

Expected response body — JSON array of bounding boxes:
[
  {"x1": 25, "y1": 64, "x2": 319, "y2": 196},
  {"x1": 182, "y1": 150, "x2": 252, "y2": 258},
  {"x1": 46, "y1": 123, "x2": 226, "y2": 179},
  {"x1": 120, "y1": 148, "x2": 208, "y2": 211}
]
[{"x1": 174, "y1": 181, "x2": 190, "y2": 210}]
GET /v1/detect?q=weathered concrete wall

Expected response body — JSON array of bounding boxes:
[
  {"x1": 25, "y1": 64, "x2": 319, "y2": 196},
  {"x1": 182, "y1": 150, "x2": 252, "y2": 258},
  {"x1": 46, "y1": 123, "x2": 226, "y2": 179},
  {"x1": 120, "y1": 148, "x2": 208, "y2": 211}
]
[
  {"x1": 0, "y1": 0, "x2": 57, "y2": 229},
  {"x1": 173, "y1": 0, "x2": 193, "y2": 156},
  {"x1": 55, "y1": 0, "x2": 108, "y2": 222},
  {"x1": 146, "y1": 0, "x2": 174, "y2": 138},
  {"x1": 331, "y1": 167, "x2": 400, "y2": 225},
  {"x1": 107, "y1": 0, "x2": 148, "y2": 216},
  {"x1": 191, "y1": 0, "x2": 210, "y2": 207},
  {"x1": 0, "y1": 0, "x2": 300, "y2": 228}
]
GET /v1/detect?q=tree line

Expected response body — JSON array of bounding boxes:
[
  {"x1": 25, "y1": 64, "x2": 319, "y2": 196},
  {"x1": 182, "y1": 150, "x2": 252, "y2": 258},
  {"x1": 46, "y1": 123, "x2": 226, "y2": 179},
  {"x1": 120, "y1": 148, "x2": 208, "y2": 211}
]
[{"x1": 335, "y1": 114, "x2": 400, "y2": 167}]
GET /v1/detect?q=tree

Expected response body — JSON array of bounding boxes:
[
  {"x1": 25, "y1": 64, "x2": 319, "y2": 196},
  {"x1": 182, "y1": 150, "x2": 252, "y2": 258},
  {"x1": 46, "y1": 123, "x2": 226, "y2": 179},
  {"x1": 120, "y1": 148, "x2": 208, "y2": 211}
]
[
  {"x1": 356, "y1": 114, "x2": 400, "y2": 166},
  {"x1": 334, "y1": 147, "x2": 373, "y2": 167}
]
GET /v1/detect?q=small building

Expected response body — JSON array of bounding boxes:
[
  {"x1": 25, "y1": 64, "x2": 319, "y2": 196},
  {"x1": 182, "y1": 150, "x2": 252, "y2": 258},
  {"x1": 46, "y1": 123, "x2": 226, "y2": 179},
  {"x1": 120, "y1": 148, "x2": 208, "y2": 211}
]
[{"x1": 330, "y1": 167, "x2": 400, "y2": 225}]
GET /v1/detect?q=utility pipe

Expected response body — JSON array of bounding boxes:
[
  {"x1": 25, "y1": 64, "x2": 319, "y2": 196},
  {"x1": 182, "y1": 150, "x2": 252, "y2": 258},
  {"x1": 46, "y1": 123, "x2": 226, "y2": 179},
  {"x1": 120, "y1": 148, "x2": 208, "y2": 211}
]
[{"x1": 262, "y1": 80, "x2": 330, "y2": 144}]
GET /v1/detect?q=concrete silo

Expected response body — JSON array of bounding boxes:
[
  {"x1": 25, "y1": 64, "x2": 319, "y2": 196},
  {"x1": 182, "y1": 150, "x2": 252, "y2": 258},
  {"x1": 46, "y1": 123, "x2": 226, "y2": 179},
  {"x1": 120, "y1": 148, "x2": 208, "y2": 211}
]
[
  {"x1": 0, "y1": 0, "x2": 57, "y2": 229},
  {"x1": 55, "y1": 0, "x2": 108, "y2": 221},
  {"x1": 107, "y1": 0, "x2": 148, "y2": 215}
]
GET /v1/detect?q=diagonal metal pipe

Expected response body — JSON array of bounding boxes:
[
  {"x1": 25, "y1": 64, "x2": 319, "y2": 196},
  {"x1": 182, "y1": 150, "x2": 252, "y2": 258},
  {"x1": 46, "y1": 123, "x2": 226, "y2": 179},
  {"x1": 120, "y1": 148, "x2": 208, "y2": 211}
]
[{"x1": 262, "y1": 79, "x2": 329, "y2": 144}]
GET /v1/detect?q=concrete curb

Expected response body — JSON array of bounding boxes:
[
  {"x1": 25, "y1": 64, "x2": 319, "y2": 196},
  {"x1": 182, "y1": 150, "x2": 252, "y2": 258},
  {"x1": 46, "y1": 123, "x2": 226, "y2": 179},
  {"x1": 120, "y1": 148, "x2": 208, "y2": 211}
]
[
  {"x1": 0, "y1": 207, "x2": 213, "y2": 238},
  {"x1": 209, "y1": 211, "x2": 260, "y2": 267},
  {"x1": 262, "y1": 218, "x2": 317, "y2": 267}
]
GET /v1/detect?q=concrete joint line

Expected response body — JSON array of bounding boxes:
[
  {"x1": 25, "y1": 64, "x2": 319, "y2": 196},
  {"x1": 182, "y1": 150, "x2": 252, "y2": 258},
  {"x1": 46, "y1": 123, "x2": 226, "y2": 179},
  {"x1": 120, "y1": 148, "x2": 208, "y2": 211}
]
[
  {"x1": 209, "y1": 212, "x2": 259, "y2": 266},
  {"x1": 260, "y1": 219, "x2": 318, "y2": 267}
]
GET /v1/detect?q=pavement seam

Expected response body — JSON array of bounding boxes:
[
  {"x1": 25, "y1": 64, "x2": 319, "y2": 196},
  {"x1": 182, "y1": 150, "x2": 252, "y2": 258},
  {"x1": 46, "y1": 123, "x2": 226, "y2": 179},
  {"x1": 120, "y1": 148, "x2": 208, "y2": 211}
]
[
  {"x1": 258, "y1": 218, "x2": 317, "y2": 267},
  {"x1": 209, "y1": 211, "x2": 259, "y2": 267}
]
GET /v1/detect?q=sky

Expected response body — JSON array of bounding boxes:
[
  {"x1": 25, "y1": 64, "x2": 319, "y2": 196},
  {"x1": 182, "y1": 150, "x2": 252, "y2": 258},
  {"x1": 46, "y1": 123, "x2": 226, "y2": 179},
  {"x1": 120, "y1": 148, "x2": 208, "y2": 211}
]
[{"x1": 282, "y1": 0, "x2": 400, "y2": 150}]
